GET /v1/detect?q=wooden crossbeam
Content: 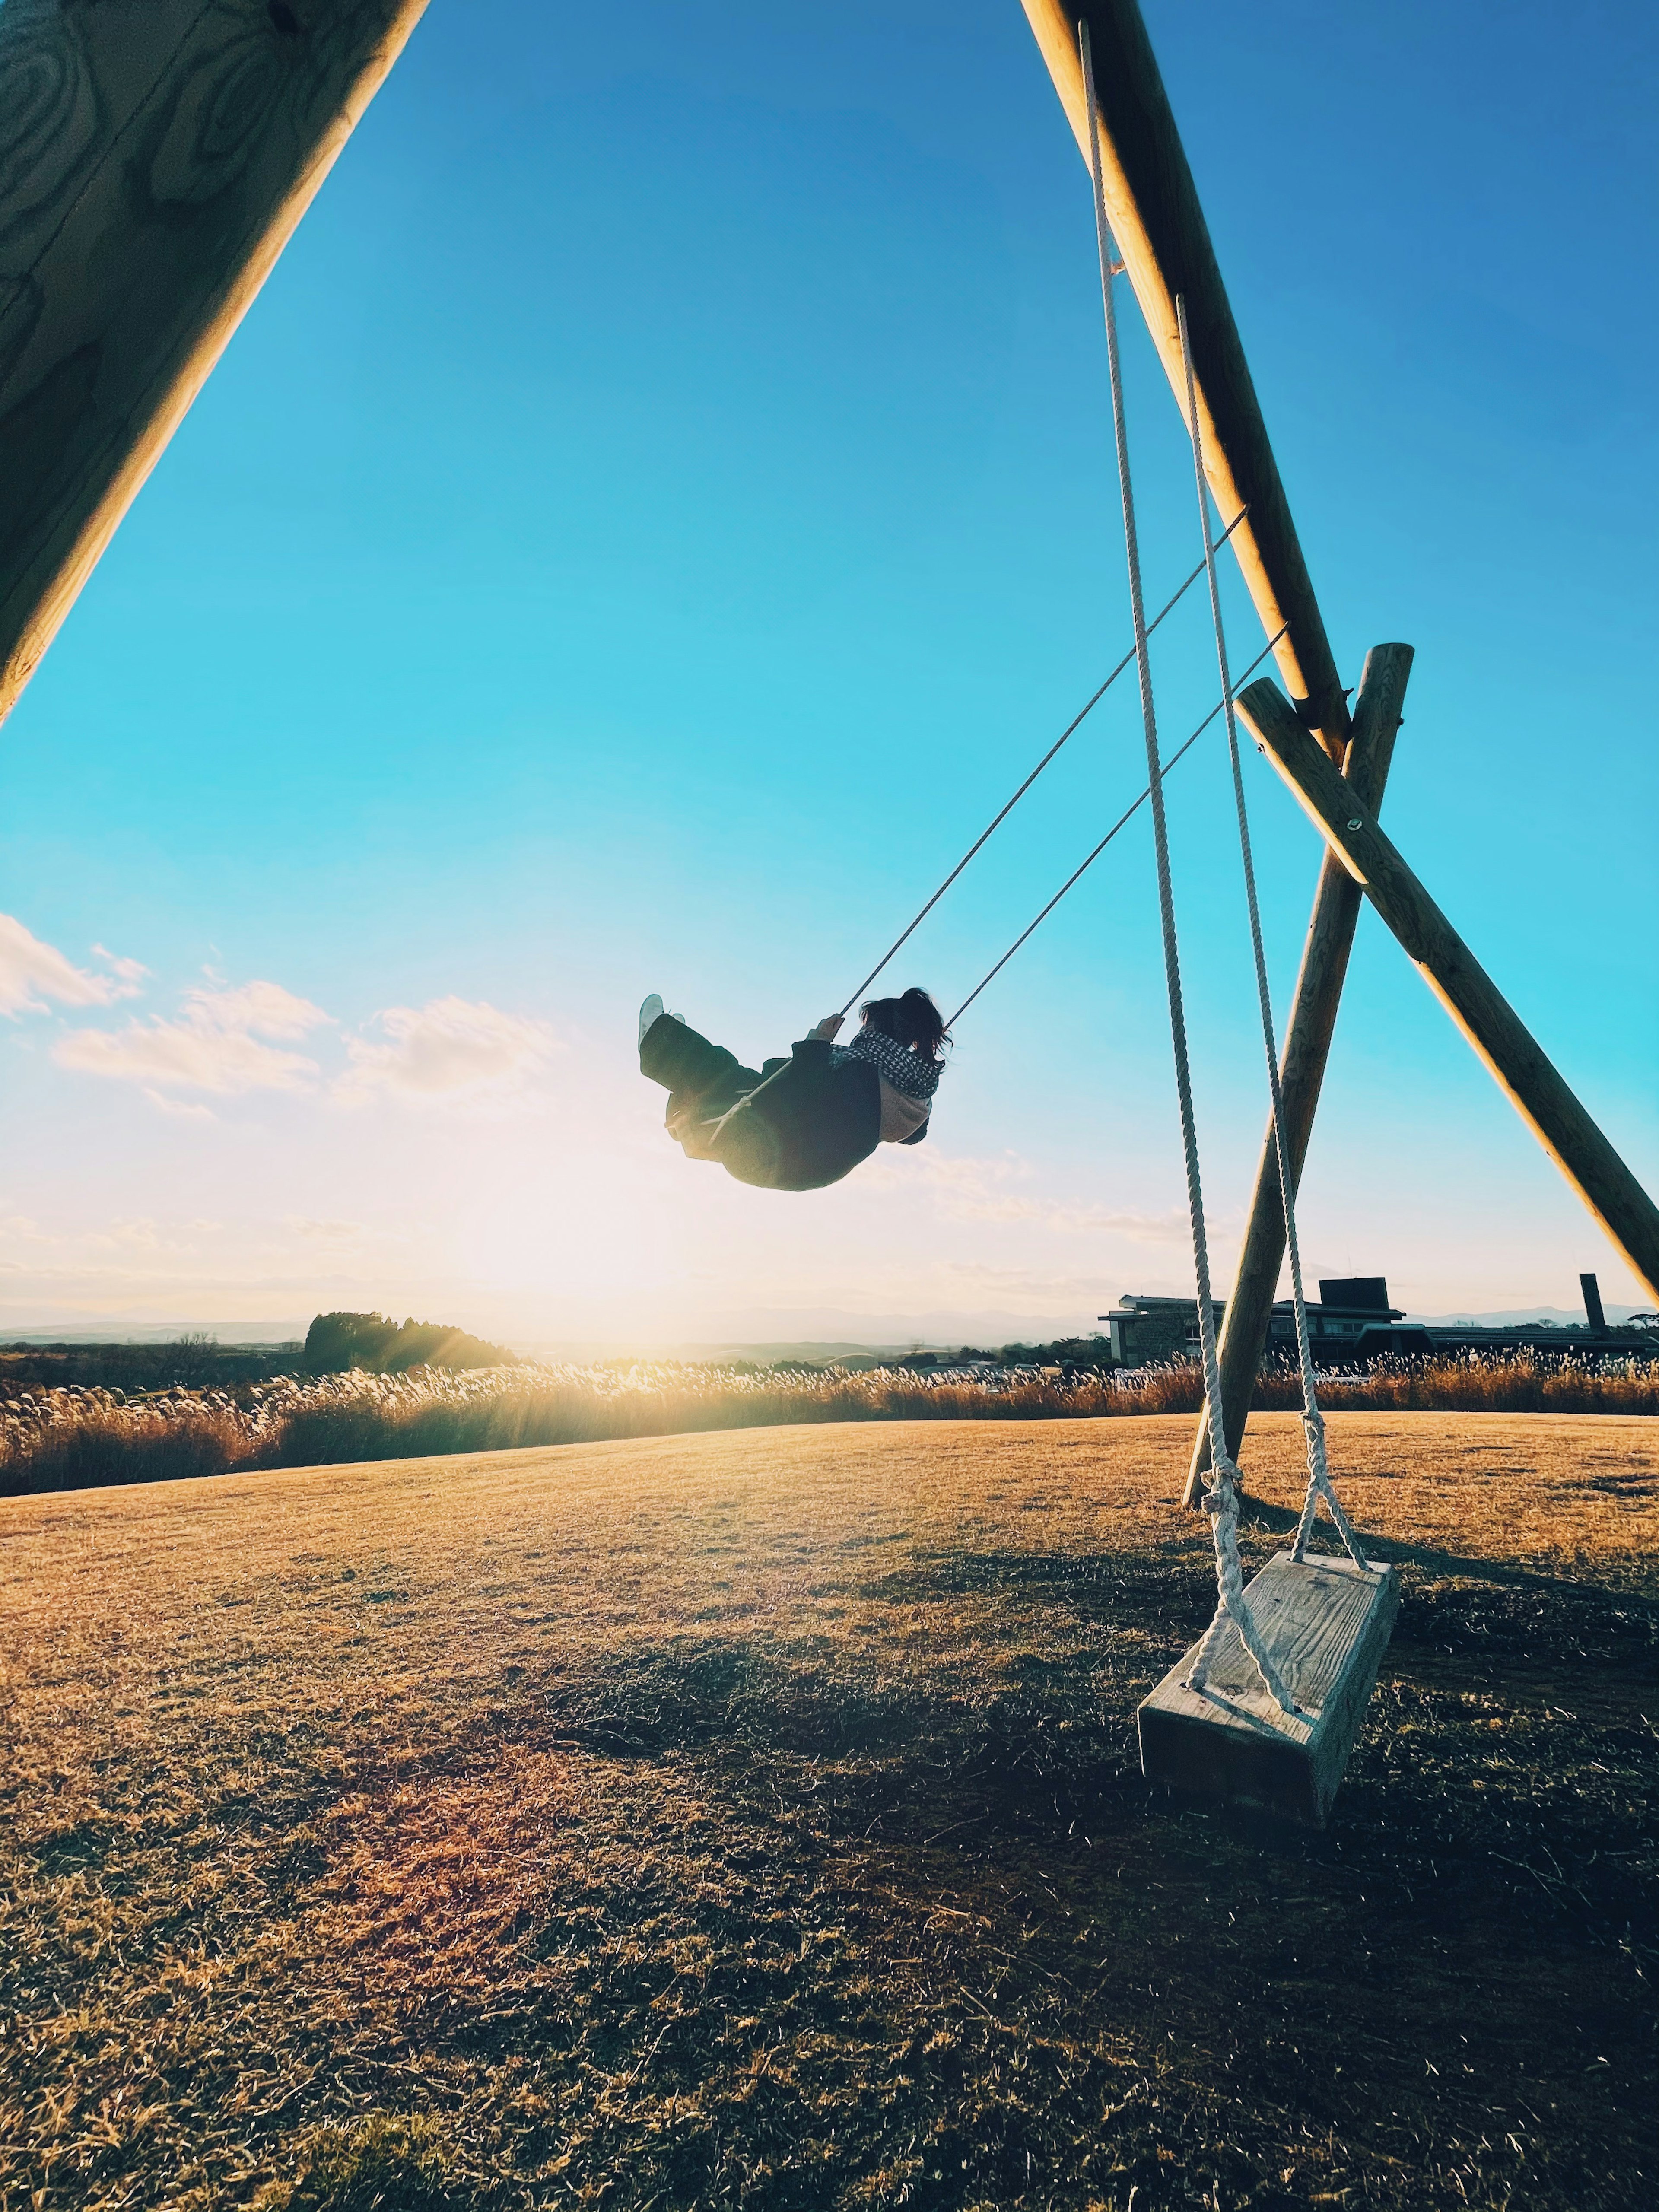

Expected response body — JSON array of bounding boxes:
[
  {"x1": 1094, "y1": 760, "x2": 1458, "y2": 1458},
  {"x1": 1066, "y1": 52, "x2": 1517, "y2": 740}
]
[
  {"x1": 0, "y1": 0, "x2": 430, "y2": 730},
  {"x1": 1240, "y1": 677, "x2": 1659, "y2": 1306},
  {"x1": 1182, "y1": 645, "x2": 1412, "y2": 1505}
]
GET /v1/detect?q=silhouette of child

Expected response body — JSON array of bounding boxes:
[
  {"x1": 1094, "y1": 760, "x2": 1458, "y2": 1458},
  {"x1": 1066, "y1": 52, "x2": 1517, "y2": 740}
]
[{"x1": 638, "y1": 988, "x2": 947, "y2": 1192}]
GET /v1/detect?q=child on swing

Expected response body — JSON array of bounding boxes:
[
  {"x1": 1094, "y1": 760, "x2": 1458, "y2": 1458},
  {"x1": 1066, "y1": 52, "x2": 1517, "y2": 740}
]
[{"x1": 638, "y1": 988, "x2": 948, "y2": 1192}]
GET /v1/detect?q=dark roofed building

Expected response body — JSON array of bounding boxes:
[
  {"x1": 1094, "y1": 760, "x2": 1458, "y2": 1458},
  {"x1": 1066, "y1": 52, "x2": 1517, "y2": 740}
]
[
  {"x1": 1097, "y1": 1271, "x2": 1655, "y2": 1370},
  {"x1": 1097, "y1": 1278, "x2": 1406, "y2": 1367}
]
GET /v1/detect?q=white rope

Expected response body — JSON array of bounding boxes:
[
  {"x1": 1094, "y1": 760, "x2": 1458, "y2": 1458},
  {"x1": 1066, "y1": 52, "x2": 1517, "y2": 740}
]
[
  {"x1": 1078, "y1": 20, "x2": 1294, "y2": 1715},
  {"x1": 1174, "y1": 294, "x2": 1371, "y2": 1583}
]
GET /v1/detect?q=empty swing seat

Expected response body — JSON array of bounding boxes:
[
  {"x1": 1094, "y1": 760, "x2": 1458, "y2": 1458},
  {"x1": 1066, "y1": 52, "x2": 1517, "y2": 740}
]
[{"x1": 1138, "y1": 1549, "x2": 1398, "y2": 1828}]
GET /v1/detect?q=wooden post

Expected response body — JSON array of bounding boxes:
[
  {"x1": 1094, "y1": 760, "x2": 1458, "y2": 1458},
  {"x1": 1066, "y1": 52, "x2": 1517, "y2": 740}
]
[
  {"x1": 1239, "y1": 677, "x2": 1659, "y2": 1307},
  {"x1": 1182, "y1": 645, "x2": 1412, "y2": 1506},
  {"x1": 1020, "y1": 0, "x2": 1352, "y2": 756},
  {"x1": 0, "y1": 0, "x2": 430, "y2": 728}
]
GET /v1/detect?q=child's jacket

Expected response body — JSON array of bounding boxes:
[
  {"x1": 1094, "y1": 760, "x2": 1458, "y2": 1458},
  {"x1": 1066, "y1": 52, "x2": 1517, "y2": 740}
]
[{"x1": 706, "y1": 1035, "x2": 927, "y2": 1192}]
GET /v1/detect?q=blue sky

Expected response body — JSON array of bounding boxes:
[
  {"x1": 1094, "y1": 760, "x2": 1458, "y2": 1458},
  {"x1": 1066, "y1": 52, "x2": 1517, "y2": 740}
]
[{"x1": 1, "y1": 0, "x2": 1654, "y2": 1344}]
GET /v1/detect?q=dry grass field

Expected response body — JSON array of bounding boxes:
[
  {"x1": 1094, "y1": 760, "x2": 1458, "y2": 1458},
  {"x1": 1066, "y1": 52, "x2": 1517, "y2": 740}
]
[{"x1": 3, "y1": 1411, "x2": 1655, "y2": 2211}]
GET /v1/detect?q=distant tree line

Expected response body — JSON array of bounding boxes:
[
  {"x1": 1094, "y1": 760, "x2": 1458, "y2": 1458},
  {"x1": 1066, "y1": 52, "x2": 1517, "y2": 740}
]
[
  {"x1": 302, "y1": 1312, "x2": 516, "y2": 1375},
  {"x1": 894, "y1": 1336, "x2": 1112, "y2": 1371},
  {"x1": 3, "y1": 1323, "x2": 1107, "y2": 1398},
  {"x1": 720, "y1": 1338, "x2": 1115, "y2": 1378},
  {"x1": 0, "y1": 1334, "x2": 302, "y2": 1393}
]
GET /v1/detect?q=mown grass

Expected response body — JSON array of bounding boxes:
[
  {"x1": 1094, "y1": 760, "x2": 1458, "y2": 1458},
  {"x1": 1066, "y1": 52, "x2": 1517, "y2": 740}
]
[
  {"x1": 3, "y1": 1351, "x2": 1655, "y2": 1498},
  {"x1": 2, "y1": 1411, "x2": 1655, "y2": 2210}
]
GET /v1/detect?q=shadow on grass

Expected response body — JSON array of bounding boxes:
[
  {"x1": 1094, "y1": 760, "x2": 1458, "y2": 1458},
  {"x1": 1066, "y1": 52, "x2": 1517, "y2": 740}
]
[{"x1": 1239, "y1": 1488, "x2": 1659, "y2": 1610}]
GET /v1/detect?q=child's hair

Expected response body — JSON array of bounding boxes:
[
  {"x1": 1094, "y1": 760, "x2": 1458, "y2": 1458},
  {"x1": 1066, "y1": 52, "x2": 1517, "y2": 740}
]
[{"x1": 861, "y1": 988, "x2": 949, "y2": 1065}]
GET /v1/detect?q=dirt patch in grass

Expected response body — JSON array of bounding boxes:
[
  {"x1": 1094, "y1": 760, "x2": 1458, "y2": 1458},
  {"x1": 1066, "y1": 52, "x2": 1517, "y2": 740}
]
[{"x1": 2, "y1": 1412, "x2": 1655, "y2": 2210}]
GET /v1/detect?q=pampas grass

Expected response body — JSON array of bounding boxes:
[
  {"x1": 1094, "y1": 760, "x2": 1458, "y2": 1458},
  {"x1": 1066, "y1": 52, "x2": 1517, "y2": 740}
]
[{"x1": 2, "y1": 1350, "x2": 1653, "y2": 1497}]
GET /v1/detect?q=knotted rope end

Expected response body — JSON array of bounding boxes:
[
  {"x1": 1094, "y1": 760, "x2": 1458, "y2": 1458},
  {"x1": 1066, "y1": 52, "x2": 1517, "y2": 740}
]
[{"x1": 1200, "y1": 1452, "x2": 1242, "y2": 1517}]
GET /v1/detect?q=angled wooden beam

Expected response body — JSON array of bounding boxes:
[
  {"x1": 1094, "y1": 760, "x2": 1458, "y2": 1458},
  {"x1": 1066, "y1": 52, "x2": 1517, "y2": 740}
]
[
  {"x1": 0, "y1": 0, "x2": 430, "y2": 729},
  {"x1": 1239, "y1": 676, "x2": 1659, "y2": 1307},
  {"x1": 1015, "y1": 0, "x2": 1416, "y2": 1491},
  {"x1": 1183, "y1": 645, "x2": 1412, "y2": 1506},
  {"x1": 1020, "y1": 0, "x2": 1351, "y2": 753}
]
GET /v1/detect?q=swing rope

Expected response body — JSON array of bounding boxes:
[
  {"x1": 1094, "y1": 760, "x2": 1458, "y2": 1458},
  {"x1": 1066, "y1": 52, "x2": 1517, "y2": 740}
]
[
  {"x1": 837, "y1": 512, "x2": 1246, "y2": 1020},
  {"x1": 944, "y1": 624, "x2": 1284, "y2": 1030},
  {"x1": 1174, "y1": 294, "x2": 1370, "y2": 1598},
  {"x1": 1079, "y1": 17, "x2": 1294, "y2": 1714}
]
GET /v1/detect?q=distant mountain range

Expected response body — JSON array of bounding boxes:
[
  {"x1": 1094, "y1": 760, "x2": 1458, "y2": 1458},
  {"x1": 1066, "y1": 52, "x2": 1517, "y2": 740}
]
[
  {"x1": 3, "y1": 1303, "x2": 1647, "y2": 1364},
  {"x1": 0, "y1": 1319, "x2": 308, "y2": 1346},
  {"x1": 1404, "y1": 1306, "x2": 1645, "y2": 1327}
]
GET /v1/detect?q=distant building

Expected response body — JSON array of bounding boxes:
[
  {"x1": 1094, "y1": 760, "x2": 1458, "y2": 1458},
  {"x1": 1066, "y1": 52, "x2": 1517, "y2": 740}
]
[
  {"x1": 1099, "y1": 1277, "x2": 1408, "y2": 1368},
  {"x1": 1097, "y1": 1271, "x2": 1655, "y2": 1368}
]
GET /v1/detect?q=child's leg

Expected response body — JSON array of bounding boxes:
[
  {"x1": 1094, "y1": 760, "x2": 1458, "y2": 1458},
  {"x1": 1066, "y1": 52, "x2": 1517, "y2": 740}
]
[{"x1": 639, "y1": 1014, "x2": 763, "y2": 1121}]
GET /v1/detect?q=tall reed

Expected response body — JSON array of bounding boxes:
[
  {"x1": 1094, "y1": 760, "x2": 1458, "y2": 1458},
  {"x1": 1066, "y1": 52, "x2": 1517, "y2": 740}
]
[{"x1": 2, "y1": 1351, "x2": 1653, "y2": 1497}]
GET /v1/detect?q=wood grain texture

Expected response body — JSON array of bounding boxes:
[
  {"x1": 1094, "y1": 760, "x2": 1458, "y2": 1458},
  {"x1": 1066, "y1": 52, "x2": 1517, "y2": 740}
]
[
  {"x1": 1240, "y1": 676, "x2": 1659, "y2": 1306},
  {"x1": 1138, "y1": 1550, "x2": 1399, "y2": 1827},
  {"x1": 1183, "y1": 646, "x2": 1414, "y2": 1506},
  {"x1": 0, "y1": 0, "x2": 430, "y2": 727},
  {"x1": 1020, "y1": 0, "x2": 1351, "y2": 750}
]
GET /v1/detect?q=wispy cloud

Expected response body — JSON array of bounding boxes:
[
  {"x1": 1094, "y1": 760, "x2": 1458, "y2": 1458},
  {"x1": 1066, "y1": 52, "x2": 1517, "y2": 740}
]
[
  {"x1": 338, "y1": 997, "x2": 558, "y2": 1106},
  {"x1": 938, "y1": 1260, "x2": 1120, "y2": 1299},
  {"x1": 284, "y1": 1215, "x2": 372, "y2": 1243},
  {"x1": 1046, "y1": 1201, "x2": 1195, "y2": 1244},
  {"x1": 144, "y1": 1092, "x2": 217, "y2": 1122},
  {"x1": 92, "y1": 944, "x2": 148, "y2": 989},
  {"x1": 92, "y1": 1217, "x2": 225, "y2": 1254},
  {"x1": 870, "y1": 1146, "x2": 1198, "y2": 1244},
  {"x1": 0, "y1": 913, "x2": 145, "y2": 1018},
  {"x1": 55, "y1": 979, "x2": 330, "y2": 1100},
  {"x1": 864, "y1": 1148, "x2": 1040, "y2": 1220}
]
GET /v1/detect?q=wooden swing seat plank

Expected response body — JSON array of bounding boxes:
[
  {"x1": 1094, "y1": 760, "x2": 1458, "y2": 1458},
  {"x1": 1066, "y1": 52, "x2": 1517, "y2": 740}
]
[{"x1": 1138, "y1": 1550, "x2": 1398, "y2": 1828}]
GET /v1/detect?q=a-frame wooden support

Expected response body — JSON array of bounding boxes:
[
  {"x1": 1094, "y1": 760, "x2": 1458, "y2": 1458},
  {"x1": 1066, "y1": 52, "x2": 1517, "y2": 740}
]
[
  {"x1": 0, "y1": 0, "x2": 429, "y2": 731},
  {"x1": 1017, "y1": 0, "x2": 1386, "y2": 1498},
  {"x1": 1184, "y1": 642, "x2": 1411, "y2": 1505},
  {"x1": 1021, "y1": 3, "x2": 1659, "y2": 1504},
  {"x1": 1241, "y1": 679, "x2": 1659, "y2": 1305}
]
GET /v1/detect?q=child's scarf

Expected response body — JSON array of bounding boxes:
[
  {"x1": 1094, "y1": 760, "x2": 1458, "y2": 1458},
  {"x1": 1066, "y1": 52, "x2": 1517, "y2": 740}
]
[{"x1": 838, "y1": 1025, "x2": 941, "y2": 1102}]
